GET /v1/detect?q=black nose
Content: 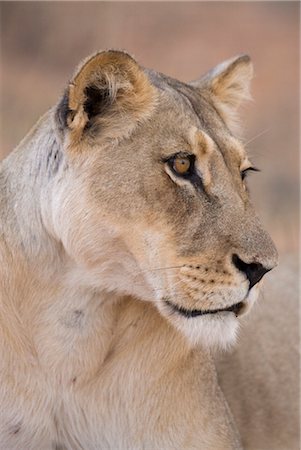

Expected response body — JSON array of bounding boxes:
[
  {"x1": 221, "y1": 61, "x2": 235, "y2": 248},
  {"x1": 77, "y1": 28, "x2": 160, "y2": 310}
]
[{"x1": 232, "y1": 254, "x2": 270, "y2": 289}]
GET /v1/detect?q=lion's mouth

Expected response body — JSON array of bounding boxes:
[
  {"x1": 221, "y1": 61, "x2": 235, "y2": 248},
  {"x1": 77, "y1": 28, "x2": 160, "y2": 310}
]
[{"x1": 165, "y1": 300, "x2": 244, "y2": 318}]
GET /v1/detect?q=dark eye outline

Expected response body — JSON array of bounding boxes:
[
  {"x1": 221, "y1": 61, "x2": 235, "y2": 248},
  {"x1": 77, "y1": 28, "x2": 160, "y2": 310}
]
[
  {"x1": 241, "y1": 166, "x2": 260, "y2": 181},
  {"x1": 163, "y1": 152, "x2": 196, "y2": 179}
]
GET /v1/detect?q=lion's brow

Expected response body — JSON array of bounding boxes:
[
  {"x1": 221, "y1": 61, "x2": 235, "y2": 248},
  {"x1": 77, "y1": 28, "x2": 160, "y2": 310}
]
[{"x1": 167, "y1": 81, "x2": 235, "y2": 166}]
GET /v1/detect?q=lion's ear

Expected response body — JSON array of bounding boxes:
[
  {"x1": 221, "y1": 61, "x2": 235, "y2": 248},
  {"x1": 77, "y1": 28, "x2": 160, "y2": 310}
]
[
  {"x1": 190, "y1": 55, "x2": 253, "y2": 133},
  {"x1": 55, "y1": 50, "x2": 156, "y2": 145}
]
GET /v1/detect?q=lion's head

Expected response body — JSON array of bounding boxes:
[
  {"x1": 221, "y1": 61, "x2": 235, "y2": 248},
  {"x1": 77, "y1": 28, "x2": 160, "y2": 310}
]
[{"x1": 48, "y1": 50, "x2": 278, "y2": 348}]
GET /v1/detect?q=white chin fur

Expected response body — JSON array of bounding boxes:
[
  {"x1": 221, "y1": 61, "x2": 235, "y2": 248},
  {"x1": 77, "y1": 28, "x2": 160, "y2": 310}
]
[
  {"x1": 158, "y1": 286, "x2": 262, "y2": 350},
  {"x1": 159, "y1": 304, "x2": 240, "y2": 350}
]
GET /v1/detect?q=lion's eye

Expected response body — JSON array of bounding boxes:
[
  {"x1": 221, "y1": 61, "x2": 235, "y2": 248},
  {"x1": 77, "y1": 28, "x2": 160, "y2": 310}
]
[
  {"x1": 241, "y1": 166, "x2": 260, "y2": 181},
  {"x1": 173, "y1": 156, "x2": 191, "y2": 175},
  {"x1": 164, "y1": 153, "x2": 195, "y2": 178}
]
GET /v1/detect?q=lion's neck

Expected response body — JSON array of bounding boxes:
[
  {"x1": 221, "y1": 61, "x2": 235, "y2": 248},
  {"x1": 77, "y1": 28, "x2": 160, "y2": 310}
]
[{"x1": 0, "y1": 113, "x2": 113, "y2": 373}]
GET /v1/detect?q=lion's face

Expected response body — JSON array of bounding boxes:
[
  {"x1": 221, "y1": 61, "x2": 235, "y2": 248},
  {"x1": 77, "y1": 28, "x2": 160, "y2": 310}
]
[{"x1": 53, "y1": 51, "x2": 278, "y2": 348}]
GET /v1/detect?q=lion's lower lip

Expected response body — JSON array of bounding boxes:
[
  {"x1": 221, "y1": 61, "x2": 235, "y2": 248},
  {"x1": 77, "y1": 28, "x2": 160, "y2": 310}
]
[{"x1": 165, "y1": 300, "x2": 244, "y2": 318}]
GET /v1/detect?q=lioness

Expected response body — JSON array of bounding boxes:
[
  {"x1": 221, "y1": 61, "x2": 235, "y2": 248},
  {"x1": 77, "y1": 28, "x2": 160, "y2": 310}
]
[{"x1": 0, "y1": 50, "x2": 279, "y2": 449}]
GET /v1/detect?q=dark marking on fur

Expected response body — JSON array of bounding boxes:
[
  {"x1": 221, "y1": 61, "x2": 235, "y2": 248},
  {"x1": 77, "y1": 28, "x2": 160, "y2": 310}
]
[
  {"x1": 46, "y1": 139, "x2": 63, "y2": 177},
  {"x1": 103, "y1": 348, "x2": 115, "y2": 364},
  {"x1": 84, "y1": 85, "x2": 112, "y2": 121},
  {"x1": 9, "y1": 421, "x2": 22, "y2": 435},
  {"x1": 52, "y1": 443, "x2": 66, "y2": 450},
  {"x1": 62, "y1": 309, "x2": 84, "y2": 329}
]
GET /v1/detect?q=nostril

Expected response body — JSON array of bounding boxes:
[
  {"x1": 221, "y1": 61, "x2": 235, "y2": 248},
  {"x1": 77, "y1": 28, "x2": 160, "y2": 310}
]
[{"x1": 232, "y1": 254, "x2": 270, "y2": 290}]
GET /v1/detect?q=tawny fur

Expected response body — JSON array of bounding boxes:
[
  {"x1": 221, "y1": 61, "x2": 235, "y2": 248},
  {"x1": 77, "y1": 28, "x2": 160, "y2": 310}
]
[{"x1": 0, "y1": 50, "x2": 286, "y2": 450}]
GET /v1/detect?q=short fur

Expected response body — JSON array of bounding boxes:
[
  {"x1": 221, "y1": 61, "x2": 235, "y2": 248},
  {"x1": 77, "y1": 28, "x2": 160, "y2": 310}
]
[{"x1": 0, "y1": 50, "x2": 280, "y2": 449}]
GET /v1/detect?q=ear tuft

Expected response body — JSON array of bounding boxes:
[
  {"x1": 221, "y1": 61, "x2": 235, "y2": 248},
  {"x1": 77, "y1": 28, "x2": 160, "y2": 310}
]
[{"x1": 191, "y1": 55, "x2": 253, "y2": 134}]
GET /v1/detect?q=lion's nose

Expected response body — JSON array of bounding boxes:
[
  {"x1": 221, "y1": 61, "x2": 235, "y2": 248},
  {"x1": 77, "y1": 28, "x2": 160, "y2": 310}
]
[{"x1": 232, "y1": 254, "x2": 271, "y2": 289}]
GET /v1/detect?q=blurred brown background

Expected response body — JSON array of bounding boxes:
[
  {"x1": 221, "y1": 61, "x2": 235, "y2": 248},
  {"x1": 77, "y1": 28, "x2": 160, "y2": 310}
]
[{"x1": 0, "y1": 1, "x2": 299, "y2": 257}]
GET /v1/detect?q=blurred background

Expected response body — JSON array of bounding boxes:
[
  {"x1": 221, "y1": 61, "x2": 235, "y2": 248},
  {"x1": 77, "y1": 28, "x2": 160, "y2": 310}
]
[{"x1": 0, "y1": 1, "x2": 299, "y2": 258}]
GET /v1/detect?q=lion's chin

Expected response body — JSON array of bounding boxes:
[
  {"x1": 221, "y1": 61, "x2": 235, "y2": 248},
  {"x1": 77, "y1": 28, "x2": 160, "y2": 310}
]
[
  {"x1": 157, "y1": 285, "x2": 261, "y2": 350},
  {"x1": 164, "y1": 307, "x2": 240, "y2": 350}
]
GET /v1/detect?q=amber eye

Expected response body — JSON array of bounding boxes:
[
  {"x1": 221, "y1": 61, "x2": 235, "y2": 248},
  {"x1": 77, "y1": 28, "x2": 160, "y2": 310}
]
[
  {"x1": 163, "y1": 152, "x2": 195, "y2": 179},
  {"x1": 173, "y1": 156, "x2": 191, "y2": 175}
]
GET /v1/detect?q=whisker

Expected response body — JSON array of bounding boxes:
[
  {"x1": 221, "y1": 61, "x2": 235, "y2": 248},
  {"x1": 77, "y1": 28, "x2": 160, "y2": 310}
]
[
  {"x1": 243, "y1": 128, "x2": 271, "y2": 147},
  {"x1": 154, "y1": 278, "x2": 185, "y2": 291},
  {"x1": 134, "y1": 265, "x2": 185, "y2": 276}
]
